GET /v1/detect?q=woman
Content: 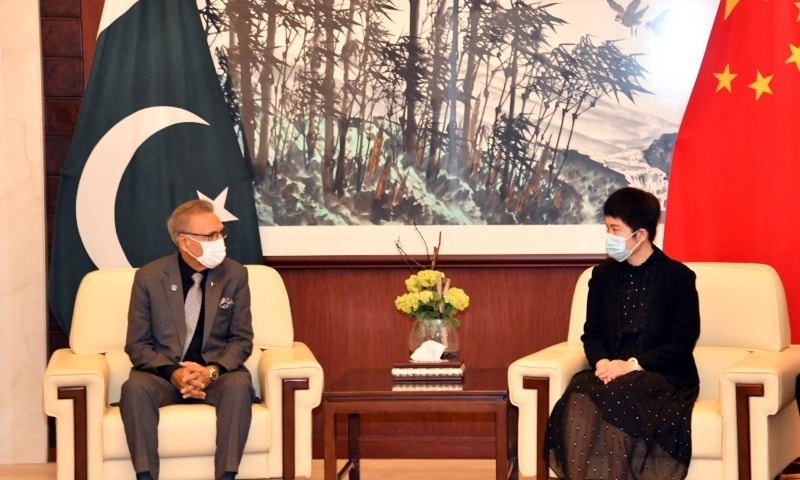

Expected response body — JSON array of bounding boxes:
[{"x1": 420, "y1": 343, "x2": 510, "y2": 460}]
[{"x1": 544, "y1": 187, "x2": 700, "y2": 480}]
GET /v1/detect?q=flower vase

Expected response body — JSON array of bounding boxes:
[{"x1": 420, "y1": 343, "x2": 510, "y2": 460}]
[{"x1": 408, "y1": 318, "x2": 460, "y2": 360}]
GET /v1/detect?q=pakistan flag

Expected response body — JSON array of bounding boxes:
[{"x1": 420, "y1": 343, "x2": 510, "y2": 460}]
[{"x1": 48, "y1": 0, "x2": 263, "y2": 334}]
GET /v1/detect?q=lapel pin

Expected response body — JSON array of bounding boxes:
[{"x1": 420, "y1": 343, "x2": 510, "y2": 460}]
[
  {"x1": 170, "y1": 284, "x2": 177, "y2": 291},
  {"x1": 210, "y1": 281, "x2": 216, "y2": 287}
]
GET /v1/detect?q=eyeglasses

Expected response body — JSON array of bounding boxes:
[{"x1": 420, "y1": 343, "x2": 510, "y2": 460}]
[{"x1": 181, "y1": 228, "x2": 228, "y2": 242}]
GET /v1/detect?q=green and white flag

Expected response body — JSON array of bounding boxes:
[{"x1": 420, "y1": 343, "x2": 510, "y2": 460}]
[{"x1": 48, "y1": 0, "x2": 263, "y2": 334}]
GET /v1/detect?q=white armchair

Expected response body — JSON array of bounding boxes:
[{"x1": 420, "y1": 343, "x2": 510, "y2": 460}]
[
  {"x1": 43, "y1": 265, "x2": 324, "y2": 480},
  {"x1": 508, "y1": 262, "x2": 800, "y2": 480}
]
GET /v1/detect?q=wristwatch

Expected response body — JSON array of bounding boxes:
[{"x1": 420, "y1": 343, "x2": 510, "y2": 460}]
[{"x1": 207, "y1": 365, "x2": 219, "y2": 381}]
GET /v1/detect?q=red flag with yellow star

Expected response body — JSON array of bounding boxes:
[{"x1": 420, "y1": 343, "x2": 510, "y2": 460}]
[{"x1": 664, "y1": 0, "x2": 800, "y2": 340}]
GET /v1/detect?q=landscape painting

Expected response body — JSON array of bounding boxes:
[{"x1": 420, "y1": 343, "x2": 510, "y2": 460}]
[{"x1": 197, "y1": 0, "x2": 717, "y2": 255}]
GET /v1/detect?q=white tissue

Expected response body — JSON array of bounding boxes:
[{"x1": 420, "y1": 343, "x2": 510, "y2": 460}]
[{"x1": 410, "y1": 340, "x2": 446, "y2": 362}]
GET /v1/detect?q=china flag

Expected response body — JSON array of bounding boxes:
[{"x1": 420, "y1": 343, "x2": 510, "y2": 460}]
[{"x1": 664, "y1": 0, "x2": 800, "y2": 340}]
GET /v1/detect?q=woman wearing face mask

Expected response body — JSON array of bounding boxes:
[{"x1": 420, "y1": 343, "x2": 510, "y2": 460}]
[{"x1": 543, "y1": 187, "x2": 701, "y2": 480}]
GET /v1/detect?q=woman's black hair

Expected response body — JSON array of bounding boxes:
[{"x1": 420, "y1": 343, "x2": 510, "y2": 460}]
[{"x1": 603, "y1": 187, "x2": 660, "y2": 241}]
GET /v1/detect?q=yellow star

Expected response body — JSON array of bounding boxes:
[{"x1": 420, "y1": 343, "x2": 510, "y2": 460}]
[
  {"x1": 725, "y1": 0, "x2": 740, "y2": 19},
  {"x1": 787, "y1": 44, "x2": 800, "y2": 71},
  {"x1": 748, "y1": 71, "x2": 774, "y2": 100},
  {"x1": 796, "y1": 2, "x2": 800, "y2": 21},
  {"x1": 714, "y1": 64, "x2": 737, "y2": 92}
]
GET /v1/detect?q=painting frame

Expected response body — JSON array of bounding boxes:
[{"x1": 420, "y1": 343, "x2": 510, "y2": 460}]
[
  {"x1": 225, "y1": 0, "x2": 713, "y2": 259},
  {"x1": 259, "y1": 224, "x2": 614, "y2": 257}
]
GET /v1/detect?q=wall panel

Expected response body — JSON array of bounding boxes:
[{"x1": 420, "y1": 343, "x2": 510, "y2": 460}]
[{"x1": 273, "y1": 258, "x2": 597, "y2": 457}]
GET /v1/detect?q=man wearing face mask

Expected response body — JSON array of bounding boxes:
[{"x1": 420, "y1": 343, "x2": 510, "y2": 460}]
[
  {"x1": 120, "y1": 199, "x2": 255, "y2": 480},
  {"x1": 544, "y1": 187, "x2": 701, "y2": 480}
]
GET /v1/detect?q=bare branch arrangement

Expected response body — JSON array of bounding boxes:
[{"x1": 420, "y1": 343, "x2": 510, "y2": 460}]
[{"x1": 395, "y1": 223, "x2": 442, "y2": 272}]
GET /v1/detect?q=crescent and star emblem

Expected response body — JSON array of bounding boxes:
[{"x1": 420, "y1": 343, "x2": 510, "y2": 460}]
[
  {"x1": 75, "y1": 106, "x2": 238, "y2": 269},
  {"x1": 72, "y1": 0, "x2": 243, "y2": 269}
]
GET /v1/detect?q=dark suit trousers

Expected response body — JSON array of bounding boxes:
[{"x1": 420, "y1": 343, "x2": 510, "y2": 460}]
[{"x1": 120, "y1": 369, "x2": 254, "y2": 480}]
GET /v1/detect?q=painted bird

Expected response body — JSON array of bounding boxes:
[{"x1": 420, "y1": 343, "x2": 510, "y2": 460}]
[{"x1": 606, "y1": 0, "x2": 650, "y2": 35}]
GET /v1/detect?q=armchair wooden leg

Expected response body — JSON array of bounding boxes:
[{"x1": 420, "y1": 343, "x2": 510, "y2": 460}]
[
  {"x1": 522, "y1": 377, "x2": 550, "y2": 480},
  {"x1": 520, "y1": 378, "x2": 766, "y2": 480},
  {"x1": 59, "y1": 380, "x2": 312, "y2": 480},
  {"x1": 281, "y1": 378, "x2": 310, "y2": 480},
  {"x1": 735, "y1": 383, "x2": 765, "y2": 480},
  {"x1": 58, "y1": 386, "x2": 88, "y2": 480}
]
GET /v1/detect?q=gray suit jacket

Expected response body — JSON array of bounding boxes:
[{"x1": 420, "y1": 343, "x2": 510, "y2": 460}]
[{"x1": 125, "y1": 254, "x2": 254, "y2": 374}]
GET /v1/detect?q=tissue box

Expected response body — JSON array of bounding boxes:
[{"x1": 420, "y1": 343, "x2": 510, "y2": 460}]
[{"x1": 391, "y1": 360, "x2": 465, "y2": 382}]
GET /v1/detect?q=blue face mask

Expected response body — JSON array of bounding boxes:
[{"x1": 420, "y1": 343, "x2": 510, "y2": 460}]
[{"x1": 605, "y1": 231, "x2": 642, "y2": 262}]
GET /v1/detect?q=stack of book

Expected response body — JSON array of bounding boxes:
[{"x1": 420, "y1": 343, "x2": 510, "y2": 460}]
[
  {"x1": 391, "y1": 360, "x2": 465, "y2": 383},
  {"x1": 391, "y1": 382, "x2": 464, "y2": 392}
]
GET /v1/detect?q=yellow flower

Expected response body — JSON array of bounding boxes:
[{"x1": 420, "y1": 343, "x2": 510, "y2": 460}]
[
  {"x1": 415, "y1": 269, "x2": 444, "y2": 288},
  {"x1": 445, "y1": 288, "x2": 469, "y2": 310},
  {"x1": 393, "y1": 293, "x2": 415, "y2": 314},
  {"x1": 417, "y1": 290, "x2": 434, "y2": 304},
  {"x1": 395, "y1": 269, "x2": 468, "y2": 326}
]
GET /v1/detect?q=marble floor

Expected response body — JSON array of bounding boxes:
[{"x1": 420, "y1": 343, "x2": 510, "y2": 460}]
[
  {"x1": 3, "y1": 460, "x2": 800, "y2": 479},
  {"x1": 0, "y1": 459, "x2": 510, "y2": 480}
]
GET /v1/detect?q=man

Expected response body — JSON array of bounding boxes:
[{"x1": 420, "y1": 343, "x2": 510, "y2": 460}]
[{"x1": 120, "y1": 199, "x2": 255, "y2": 480}]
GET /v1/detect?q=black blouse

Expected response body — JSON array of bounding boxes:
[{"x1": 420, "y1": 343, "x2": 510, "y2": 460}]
[{"x1": 614, "y1": 249, "x2": 662, "y2": 359}]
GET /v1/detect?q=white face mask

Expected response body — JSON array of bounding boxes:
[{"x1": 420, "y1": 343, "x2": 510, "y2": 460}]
[
  {"x1": 605, "y1": 231, "x2": 642, "y2": 262},
  {"x1": 186, "y1": 236, "x2": 227, "y2": 269}
]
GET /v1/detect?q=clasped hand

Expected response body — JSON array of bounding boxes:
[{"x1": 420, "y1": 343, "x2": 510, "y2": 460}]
[
  {"x1": 594, "y1": 358, "x2": 635, "y2": 385},
  {"x1": 171, "y1": 361, "x2": 211, "y2": 399}
]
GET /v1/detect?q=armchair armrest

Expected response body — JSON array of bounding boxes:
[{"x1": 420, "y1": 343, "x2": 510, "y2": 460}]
[
  {"x1": 719, "y1": 346, "x2": 800, "y2": 480},
  {"x1": 43, "y1": 348, "x2": 111, "y2": 480},
  {"x1": 722, "y1": 347, "x2": 800, "y2": 414},
  {"x1": 507, "y1": 343, "x2": 588, "y2": 479},
  {"x1": 258, "y1": 341, "x2": 324, "y2": 479},
  {"x1": 508, "y1": 343, "x2": 588, "y2": 407}
]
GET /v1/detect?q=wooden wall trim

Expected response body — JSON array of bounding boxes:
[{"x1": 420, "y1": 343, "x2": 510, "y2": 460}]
[{"x1": 266, "y1": 253, "x2": 605, "y2": 269}]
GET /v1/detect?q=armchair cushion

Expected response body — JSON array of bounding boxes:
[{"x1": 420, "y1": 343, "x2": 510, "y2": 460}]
[
  {"x1": 44, "y1": 264, "x2": 323, "y2": 480},
  {"x1": 102, "y1": 404, "x2": 272, "y2": 459},
  {"x1": 509, "y1": 262, "x2": 800, "y2": 480}
]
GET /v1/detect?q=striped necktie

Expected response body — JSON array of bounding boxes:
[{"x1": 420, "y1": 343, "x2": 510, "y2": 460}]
[{"x1": 182, "y1": 272, "x2": 203, "y2": 359}]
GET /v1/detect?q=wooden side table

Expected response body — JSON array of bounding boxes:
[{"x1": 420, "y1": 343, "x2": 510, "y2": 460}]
[{"x1": 323, "y1": 368, "x2": 518, "y2": 480}]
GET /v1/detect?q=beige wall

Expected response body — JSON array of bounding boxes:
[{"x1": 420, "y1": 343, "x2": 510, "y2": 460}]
[{"x1": 0, "y1": 0, "x2": 48, "y2": 464}]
